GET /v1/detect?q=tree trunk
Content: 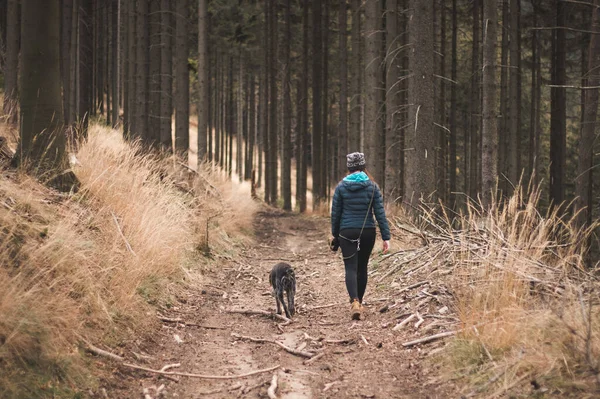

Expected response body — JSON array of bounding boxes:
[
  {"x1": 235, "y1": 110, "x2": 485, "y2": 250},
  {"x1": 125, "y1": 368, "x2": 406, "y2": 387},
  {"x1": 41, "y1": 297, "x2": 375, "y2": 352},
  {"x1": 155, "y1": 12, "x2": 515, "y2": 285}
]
[
  {"x1": 125, "y1": 0, "x2": 136, "y2": 137},
  {"x1": 237, "y1": 53, "x2": 243, "y2": 180},
  {"x1": 338, "y1": 0, "x2": 348, "y2": 181},
  {"x1": 111, "y1": 0, "x2": 120, "y2": 128},
  {"x1": 296, "y1": 0, "x2": 309, "y2": 212},
  {"x1": 364, "y1": 0, "x2": 384, "y2": 184},
  {"x1": 575, "y1": 0, "x2": 600, "y2": 227},
  {"x1": 159, "y1": 0, "x2": 172, "y2": 149},
  {"x1": 506, "y1": 0, "x2": 519, "y2": 193},
  {"x1": 197, "y1": 0, "x2": 209, "y2": 162},
  {"x1": 312, "y1": 0, "x2": 323, "y2": 209},
  {"x1": 268, "y1": 0, "x2": 278, "y2": 204},
  {"x1": 148, "y1": 0, "x2": 160, "y2": 145},
  {"x1": 282, "y1": 0, "x2": 292, "y2": 210},
  {"x1": 263, "y1": 0, "x2": 270, "y2": 201},
  {"x1": 174, "y1": 0, "x2": 189, "y2": 152},
  {"x1": 529, "y1": 0, "x2": 538, "y2": 185},
  {"x1": 60, "y1": 0, "x2": 73, "y2": 125},
  {"x1": 349, "y1": 0, "x2": 361, "y2": 152},
  {"x1": 437, "y1": 0, "x2": 447, "y2": 204},
  {"x1": 449, "y1": 0, "x2": 457, "y2": 205},
  {"x1": 3, "y1": 0, "x2": 18, "y2": 124},
  {"x1": 405, "y1": 0, "x2": 435, "y2": 209},
  {"x1": 481, "y1": 0, "x2": 498, "y2": 208},
  {"x1": 498, "y1": 0, "x2": 508, "y2": 194},
  {"x1": 468, "y1": 0, "x2": 480, "y2": 200},
  {"x1": 550, "y1": 0, "x2": 566, "y2": 206},
  {"x1": 134, "y1": 0, "x2": 149, "y2": 141},
  {"x1": 247, "y1": 74, "x2": 256, "y2": 181},
  {"x1": 78, "y1": 0, "x2": 93, "y2": 136},
  {"x1": 321, "y1": 0, "x2": 330, "y2": 202},
  {"x1": 385, "y1": 0, "x2": 400, "y2": 201},
  {"x1": 16, "y1": 0, "x2": 66, "y2": 171},
  {"x1": 96, "y1": 3, "x2": 104, "y2": 118}
]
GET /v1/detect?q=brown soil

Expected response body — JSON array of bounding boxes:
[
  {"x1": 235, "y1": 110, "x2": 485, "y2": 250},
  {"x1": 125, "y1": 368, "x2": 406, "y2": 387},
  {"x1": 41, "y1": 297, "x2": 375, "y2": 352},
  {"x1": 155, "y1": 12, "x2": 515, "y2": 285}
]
[{"x1": 103, "y1": 208, "x2": 458, "y2": 398}]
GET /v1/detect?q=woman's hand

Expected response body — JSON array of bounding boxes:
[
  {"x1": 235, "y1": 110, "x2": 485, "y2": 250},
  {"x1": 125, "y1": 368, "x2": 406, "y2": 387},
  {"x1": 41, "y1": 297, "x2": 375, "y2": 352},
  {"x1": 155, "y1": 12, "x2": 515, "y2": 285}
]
[{"x1": 382, "y1": 240, "x2": 390, "y2": 254}]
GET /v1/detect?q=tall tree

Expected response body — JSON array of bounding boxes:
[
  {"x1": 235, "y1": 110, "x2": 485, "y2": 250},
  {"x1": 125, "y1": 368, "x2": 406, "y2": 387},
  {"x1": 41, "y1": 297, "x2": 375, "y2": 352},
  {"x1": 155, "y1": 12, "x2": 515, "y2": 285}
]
[
  {"x1": 296, "y1": 0, "x2": 309, "y2": 213},
  {"x1": 197, "y1": 0, "x2": 209, "y2": 162},
  {"x1": 312, "y1": 0, "x2": 323, "y2": 208},
  {"x1": 174, "y1": 0, "x2": 189, "y2": 152},
  {"x1": 405, "y1": 0, "x2": 435, "y2": 209},
  {"x1": 338, "y1": 0, "x2": 348, "y2": 180},
  {"x1": 134, "y1": 0, "x2": 149, "y2": 140},
  {"x1": 148, "y1": 0, "x2": 161, "y2": 144},
  {"x1": 364, "y1": 0, "x2": 384, "y2": 184},
  {"x1": 481, "y1": 0, "x2": 498, "y2": 207},
  {"x1": 78, "y1": 0, "x2": 93, "y2": 135},
  {"x1": 449, "y1": 0, "x2": 457, "y2": 204},
  {"x1": 60, "y1": 0, "x2": 73, "y2": 125},
  {"x1": 575, "y1": 0, "x2": 600, "y2": 227},
  {"x1": 159, "y1": 0, "x2": 172, "y2": 149},
  {"x1": 268, "y1": 0, "x2": 278, "y2": 204},
  {"x1": 550, "y1": 0, "x2": 566, "y2": 206},
  {"x1": 349, "y1": 0, "x2": 361, "y2": 152},
  {"x1": 111, "y1": 0, "x2": 120, "y2": 128},
  {"x1": 506, "y1": 0, "x2": 520, "y2": 192},
  {"x1": 16, "y1": 0, "x2": 66, "y2": 172},
  {"x1": 468, "y1": 0, "x2": 480, "y2": 200},
  {"x1": 437, "y1": 0, "x2": 447, "y2": 203},
  {"x1": 282, "y1": 0, "x2": 292, "y2": 211},
  {"x1": 385, "y1": 0, "x2": 401, "y2": 200}
]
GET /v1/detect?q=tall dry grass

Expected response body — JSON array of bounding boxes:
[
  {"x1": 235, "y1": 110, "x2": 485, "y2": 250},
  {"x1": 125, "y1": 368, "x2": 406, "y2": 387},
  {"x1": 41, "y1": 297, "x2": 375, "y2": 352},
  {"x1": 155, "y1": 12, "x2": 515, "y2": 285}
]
[
  {"x1": 425, "y1": 188, "x2": 600, "y2": 396},
  {"x1": 0, "y1": 124, "x2": 257, "y2": 397}
]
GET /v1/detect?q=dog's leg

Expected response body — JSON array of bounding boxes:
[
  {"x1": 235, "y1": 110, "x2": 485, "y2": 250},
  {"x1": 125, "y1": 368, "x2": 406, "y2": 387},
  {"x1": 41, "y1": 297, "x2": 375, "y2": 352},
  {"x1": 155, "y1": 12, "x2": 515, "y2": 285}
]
[
  {"x1": 287, "y1": 285, "x2": 296, "y2": 316},
  {"x1": 274, "y1": 289, "x2": 282, "y2": 315},
  {"x1": 278, "y1": 290, "x2": 291, "y2": 319}
]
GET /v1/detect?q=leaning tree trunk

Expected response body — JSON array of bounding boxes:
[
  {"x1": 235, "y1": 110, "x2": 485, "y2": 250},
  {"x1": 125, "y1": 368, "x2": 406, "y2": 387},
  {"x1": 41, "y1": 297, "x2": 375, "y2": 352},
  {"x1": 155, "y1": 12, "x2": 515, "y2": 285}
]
[
  {"x1": 575, "y1": 0, "x2": 600, "y2": 227},
  {"x1": 197, "y1": 0, "x2": 209, "y2": 162},
  {"x1": 481, "y1": 0, "x2": 498, "y2": 208},
  {"x1": 174, "y1": 0, "x2": 189, "y2": 152},
  {"x1": 405, "y1": 0, "x2": 435, "y2": 210},
  {"x1": 16, "y1": 0, "x2": 66, "y2": 173}
]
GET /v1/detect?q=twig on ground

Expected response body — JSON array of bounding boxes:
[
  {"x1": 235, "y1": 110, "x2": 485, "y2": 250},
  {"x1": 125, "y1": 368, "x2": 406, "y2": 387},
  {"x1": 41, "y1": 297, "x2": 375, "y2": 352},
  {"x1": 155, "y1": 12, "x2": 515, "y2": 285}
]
[
  {"x1": 415, "y1": 312, "x2": 425, "y2": 329},
  {"x1": 402, "y1": 330, "x2": 459, "y2": 347},
  {"x1": 303, "y1": 352, "x2": 325, "y2": 365},
  {"x1": 226, "y1": 309, "x2": 291, "y2": 324},
  {"x1": 160, "y1": 363, "x2": 181, "y2": 372},
  {"x1": 267, "y1": 373, "x2": 278, "y2": 399},
  {"x1": 231, "y1": 333, "x2": 315, "y2": 358},
  {"x1": 296, "y1": 342, "x2": 307, "y2": 351},
  {"x1": 323, "y1": 381, "x2": 340, "y2": 392},
  {"x1": 309, "y1": 302, "x2": 341, "y2": 310},
  {"x1": 122, "y1": 362, "x2": 281, "y2": 379},
  {"x1": 360, "y1": 335, "x2": 370, "y2": 345},
  {"x1": 393, "y1": 314, "x2": 416, "y2": 331}
]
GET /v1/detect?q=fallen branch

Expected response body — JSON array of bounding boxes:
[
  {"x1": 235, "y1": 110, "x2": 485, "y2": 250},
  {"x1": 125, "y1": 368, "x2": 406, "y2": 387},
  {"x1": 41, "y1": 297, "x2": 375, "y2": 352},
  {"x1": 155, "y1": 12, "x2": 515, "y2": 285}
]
[
  {"x1": 231, "y1": 333, "x2": 315, "y2": 358},
  {"x1": 393, "y1": 314, "x2": 416, "y2": 331},
  {"x1": 226, "y1": 309, "x2": 291, "y2": 324},
  {"x1": 160, "y1": 363, "x2": 180, "y2": 372},
  {"x1": 401, "y1": 330, "x2": 458, "y2": 347},
  {"x1": 122, "y1": 362, "x2": 280, "y2": 379},
  {"x1": 267, "y1": 373, "x2": 278, "y2": 399},
  {"x1": 309, "y1": 302, "x2": 341, "y2": 310},
  {"x1": 83, "y1": 340, "x2": 124, "y2": 362},
  {"x1": 415, "y1": 312, "x2": 425, "y2": 329},
  {"x1": 157, "y1": 315, "x2": 225, "y2": 330}
]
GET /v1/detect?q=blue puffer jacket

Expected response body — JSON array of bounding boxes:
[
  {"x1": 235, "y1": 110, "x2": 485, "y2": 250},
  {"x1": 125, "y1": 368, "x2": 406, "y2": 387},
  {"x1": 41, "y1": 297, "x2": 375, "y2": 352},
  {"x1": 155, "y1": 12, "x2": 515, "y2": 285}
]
[{"x1": 331, "y1": 172, "x2": 391, "y2": 241}]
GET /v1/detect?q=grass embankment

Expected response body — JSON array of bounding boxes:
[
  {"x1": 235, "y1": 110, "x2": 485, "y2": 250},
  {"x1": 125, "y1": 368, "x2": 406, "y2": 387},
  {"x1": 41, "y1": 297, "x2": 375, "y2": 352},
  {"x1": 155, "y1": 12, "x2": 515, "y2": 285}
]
[
  {"x1": 427, "y1": 190, "x2": 600, "y2": 397},
  {"x1": 0, "y1": 124, "x2": 256, "y2": 398}
]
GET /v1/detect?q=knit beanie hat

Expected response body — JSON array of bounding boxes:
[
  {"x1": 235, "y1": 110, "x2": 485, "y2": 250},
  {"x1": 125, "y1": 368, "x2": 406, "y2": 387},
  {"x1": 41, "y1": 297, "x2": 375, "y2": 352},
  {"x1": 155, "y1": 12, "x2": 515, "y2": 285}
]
[{"x1": 346, "y1": 152, "x2": 366, "y2": 170}]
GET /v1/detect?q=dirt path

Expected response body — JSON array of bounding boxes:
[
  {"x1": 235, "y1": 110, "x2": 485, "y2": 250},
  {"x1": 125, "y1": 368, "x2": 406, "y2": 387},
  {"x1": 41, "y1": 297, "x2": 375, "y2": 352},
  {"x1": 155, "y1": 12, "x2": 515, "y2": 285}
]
[{"x1": 110, "y1": 208, "x2": 455, "y2": 398}]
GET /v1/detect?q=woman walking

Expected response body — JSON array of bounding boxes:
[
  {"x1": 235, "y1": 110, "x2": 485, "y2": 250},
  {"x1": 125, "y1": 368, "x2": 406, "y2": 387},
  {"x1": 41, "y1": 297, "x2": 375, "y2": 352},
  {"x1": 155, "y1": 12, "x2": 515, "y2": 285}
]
[{"x1": 331, "y1": 152, "x2": 391, "y2": 320}]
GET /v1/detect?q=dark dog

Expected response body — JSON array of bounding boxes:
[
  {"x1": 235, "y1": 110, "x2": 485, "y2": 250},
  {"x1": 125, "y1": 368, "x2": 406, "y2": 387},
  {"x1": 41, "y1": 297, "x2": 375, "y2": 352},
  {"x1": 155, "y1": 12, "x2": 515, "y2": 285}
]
[{"x1": 269, "y1": 262, "x2": 296, "y2": 318}]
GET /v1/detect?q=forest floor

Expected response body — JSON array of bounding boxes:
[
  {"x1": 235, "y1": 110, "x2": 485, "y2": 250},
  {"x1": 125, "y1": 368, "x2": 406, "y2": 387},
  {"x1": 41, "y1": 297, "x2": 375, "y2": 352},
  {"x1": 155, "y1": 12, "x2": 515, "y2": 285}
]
[{"x1": 105, "y1": 207, "x2": 459, "y2": 399}]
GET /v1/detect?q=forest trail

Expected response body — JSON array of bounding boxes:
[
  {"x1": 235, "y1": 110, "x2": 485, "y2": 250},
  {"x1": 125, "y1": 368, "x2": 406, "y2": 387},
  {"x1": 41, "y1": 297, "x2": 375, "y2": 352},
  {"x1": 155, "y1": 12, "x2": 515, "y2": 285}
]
[{"x1": 112, "y1": 208, "x2": 455, "y2": 398}]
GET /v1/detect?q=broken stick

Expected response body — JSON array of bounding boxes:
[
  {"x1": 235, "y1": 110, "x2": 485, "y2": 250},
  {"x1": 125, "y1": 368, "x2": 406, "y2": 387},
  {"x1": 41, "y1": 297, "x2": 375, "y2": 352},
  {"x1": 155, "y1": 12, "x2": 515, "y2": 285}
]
[
  {"x1": 122, "y1": 362, "x2": 280, "y2": 379},
  {"x1": 232, "y1": 333, "x2": 315, "y2": 358},
  {"x1": 401, "y1": 330, "x2": 458, "y2": 347}
]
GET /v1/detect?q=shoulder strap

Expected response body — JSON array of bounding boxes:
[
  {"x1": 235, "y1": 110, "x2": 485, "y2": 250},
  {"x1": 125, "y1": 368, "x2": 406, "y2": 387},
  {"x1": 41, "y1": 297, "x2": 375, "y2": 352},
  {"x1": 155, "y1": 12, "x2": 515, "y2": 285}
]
[{"x1": 359, "y1": 182, "x2": 376, "y2": 236}]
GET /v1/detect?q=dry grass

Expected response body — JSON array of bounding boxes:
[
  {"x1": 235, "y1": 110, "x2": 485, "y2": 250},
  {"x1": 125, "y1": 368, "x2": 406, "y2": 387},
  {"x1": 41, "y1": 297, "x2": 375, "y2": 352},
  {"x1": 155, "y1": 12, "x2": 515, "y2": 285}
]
[
  {"x1": 422, "y1": 189, "x2": 599, "y2": 397},
  {"x1": 0, "y1": 123, "x2": 257, "y2": 397}
]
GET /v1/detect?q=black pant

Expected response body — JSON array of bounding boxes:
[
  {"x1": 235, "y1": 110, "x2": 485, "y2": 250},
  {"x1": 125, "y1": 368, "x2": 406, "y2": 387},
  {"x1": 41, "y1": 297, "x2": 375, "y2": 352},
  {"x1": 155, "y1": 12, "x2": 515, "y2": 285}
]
[{"x1": 339, "y1": 228, "x2": 376, "y2": 303}]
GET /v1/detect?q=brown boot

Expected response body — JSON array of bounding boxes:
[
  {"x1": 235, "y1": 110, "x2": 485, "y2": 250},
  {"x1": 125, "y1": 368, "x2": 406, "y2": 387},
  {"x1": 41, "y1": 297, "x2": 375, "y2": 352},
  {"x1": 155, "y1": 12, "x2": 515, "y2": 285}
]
[{"x1": 351, "y1": 299, "x2": 361, "y2": 320}]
